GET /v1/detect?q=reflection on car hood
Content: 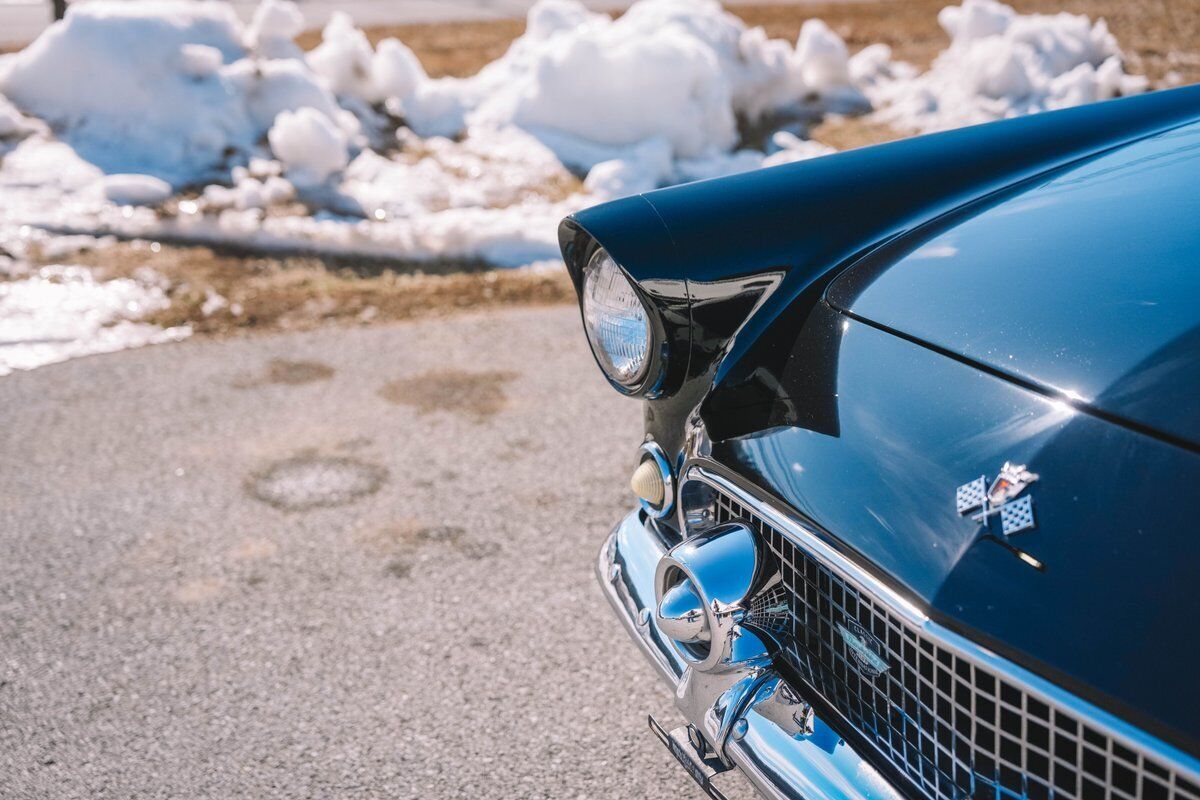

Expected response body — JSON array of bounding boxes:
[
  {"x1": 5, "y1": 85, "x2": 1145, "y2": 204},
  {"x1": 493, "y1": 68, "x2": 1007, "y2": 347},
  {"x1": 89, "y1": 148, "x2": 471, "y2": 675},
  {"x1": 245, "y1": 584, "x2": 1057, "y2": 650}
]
[{"x1": 828, "y1": 120, "x2": 1200, "y2": 450}]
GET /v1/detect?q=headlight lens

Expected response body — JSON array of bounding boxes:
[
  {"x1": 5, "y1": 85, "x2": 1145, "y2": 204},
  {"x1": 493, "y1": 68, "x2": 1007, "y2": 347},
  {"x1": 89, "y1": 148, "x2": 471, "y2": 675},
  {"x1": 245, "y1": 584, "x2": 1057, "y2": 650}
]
[{"x1": 582, "y1": 248, "x2": 651, "y2": 387}]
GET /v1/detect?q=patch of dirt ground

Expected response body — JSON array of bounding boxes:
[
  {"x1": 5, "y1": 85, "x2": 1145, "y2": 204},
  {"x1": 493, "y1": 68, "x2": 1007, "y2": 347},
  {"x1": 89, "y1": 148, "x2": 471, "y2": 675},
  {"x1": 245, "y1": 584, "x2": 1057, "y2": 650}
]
[
  {"x1": 31, "y1": 240, "x2": 573, "y2": 336},
  {"x1": 377, "y1": 368, "x2": 518, "y2": 422}
]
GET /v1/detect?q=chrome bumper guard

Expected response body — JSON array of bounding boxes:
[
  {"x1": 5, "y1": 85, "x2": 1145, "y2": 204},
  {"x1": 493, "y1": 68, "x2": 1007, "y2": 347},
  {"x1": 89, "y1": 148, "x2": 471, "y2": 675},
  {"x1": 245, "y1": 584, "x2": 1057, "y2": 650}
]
[{"x1": 597, "y1": 510, "x2": 905, "y2": 800}]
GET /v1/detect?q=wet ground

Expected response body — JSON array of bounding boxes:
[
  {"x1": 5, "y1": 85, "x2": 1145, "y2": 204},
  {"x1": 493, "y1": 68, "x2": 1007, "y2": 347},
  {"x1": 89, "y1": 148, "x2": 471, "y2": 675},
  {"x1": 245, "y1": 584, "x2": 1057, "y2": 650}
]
[{"x1": 0, "y1": 305, "x2": 757, "y2": 799}]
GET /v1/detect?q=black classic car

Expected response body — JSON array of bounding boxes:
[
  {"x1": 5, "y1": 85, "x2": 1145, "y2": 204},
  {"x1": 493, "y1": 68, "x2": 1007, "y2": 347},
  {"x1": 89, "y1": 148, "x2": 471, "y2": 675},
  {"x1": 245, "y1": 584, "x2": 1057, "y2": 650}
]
[{"x1": 557, "y1": 85, "x2": 1200, "y2": 800}]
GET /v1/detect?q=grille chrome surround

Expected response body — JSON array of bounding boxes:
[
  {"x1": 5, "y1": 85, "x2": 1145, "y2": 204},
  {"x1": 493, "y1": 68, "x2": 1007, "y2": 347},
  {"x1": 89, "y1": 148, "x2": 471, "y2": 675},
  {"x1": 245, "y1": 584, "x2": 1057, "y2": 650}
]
[{"x1": 688, "y1": 465, "x2": 1200, "y2": 800}]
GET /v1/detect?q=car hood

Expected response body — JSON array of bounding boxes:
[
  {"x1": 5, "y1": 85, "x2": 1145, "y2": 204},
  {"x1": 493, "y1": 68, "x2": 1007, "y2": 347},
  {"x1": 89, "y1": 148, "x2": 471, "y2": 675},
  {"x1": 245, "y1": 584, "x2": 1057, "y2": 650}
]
[
  {"x1": 709, "y1": 304, "x2": 1200, "y2": 755},
  {"x1": 689, "y1": 109, "x2": 1200, "y2": 755},
  {"x1": 827, "y1": 119, "x2": 1200, "y2": 451}
]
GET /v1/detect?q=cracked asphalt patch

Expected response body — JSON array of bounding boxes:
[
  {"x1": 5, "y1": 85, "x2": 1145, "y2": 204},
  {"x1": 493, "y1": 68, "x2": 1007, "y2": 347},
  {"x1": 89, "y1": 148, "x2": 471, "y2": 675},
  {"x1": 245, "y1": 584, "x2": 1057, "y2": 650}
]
[
  {"x1": 0, "y1": 306, "x2": 757, "y2": 800},
  {"x1": 248, "y1": 453, "x2": 388, "y2": 510}
]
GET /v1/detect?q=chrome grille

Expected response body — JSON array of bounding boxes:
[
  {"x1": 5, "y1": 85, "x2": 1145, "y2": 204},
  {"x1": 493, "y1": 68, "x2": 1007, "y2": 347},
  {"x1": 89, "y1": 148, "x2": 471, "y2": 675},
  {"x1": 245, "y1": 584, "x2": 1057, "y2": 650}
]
[{"x1": 712, "y1": 490, "x2": 1200, "y2": 800}]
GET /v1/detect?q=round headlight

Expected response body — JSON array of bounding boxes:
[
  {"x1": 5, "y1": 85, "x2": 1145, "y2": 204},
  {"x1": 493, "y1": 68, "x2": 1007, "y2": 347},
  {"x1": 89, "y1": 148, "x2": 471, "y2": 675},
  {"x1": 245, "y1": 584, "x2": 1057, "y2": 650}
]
[{"x1": 581, "y1": 249, "x2": 651, "y2": 388}]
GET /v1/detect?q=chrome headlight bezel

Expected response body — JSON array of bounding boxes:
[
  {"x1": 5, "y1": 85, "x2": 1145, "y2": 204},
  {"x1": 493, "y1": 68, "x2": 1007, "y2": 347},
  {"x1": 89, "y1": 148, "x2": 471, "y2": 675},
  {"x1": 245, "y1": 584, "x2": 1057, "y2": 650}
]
[{"x1": 580, "y1": 247, "x2": 663, "y2": 395}]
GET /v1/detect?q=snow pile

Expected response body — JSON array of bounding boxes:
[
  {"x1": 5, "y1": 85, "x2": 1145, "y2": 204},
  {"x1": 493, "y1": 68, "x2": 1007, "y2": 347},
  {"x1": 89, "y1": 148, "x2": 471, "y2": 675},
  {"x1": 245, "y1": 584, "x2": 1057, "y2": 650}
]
[
  {"x1": 0, "y1": 0, "x2": 857, "y2": 268},
  {"x1": 373, "y1": 38, "x2": 428, "y2": 102},
  {"x1": 199, "y1": 159, "x2": 295, "y2": 211},
  {"x1": 101, "y1": 174, "x2": 174, "y2": 206},
  {"x1": 0, "y1": 0, "x2": 358, "y2": 184},
  {"x1": 245, "y1": 0, "x2": 305, "y2": 60},
  {"x1": 268, "y1": 107, "x2": 350, "y2": 186},
  {"x1": 860, "y1": 0, "x2": 1146, "y2": 132},
  {"x1": 0, "y1": 265, "x2": 190, "y2": 376},
  {"x1": 0, "y1": 95, "x2": 41, "y2": 142},
  {"x1": 375, "y1": 0, "x2": 862, "y2": 173},
  {"x1": 307, "y1": 11, "x2": 384, "y2": 102},
  {"x1": 0, "y1": 137, "x2": 110, "y2": 261},
  {"x1": 0, "y1": 0, "x2": 1150, "y2": 275},
  {"x1": 343, "y1": 126, "x2": 574, "y2": 220},
  {"x1": 234, "y1": 0, "x2": 858, "y2": 194},
  {"x1": 282, "y1": 0, "x2": 856, "y2": 234}
]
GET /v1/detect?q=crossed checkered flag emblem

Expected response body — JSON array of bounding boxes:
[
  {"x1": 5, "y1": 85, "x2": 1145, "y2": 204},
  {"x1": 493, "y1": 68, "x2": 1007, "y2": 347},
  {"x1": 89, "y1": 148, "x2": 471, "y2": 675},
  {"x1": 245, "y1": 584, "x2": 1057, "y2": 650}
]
[{"x1": 956, "y1": 462, "x2": 1039, "y2": 536}]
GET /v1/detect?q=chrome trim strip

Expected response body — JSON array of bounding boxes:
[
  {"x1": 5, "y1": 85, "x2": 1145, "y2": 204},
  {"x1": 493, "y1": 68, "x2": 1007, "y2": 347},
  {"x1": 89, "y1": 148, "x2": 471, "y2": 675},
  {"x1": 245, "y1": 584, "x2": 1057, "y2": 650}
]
[
  {"x1": 598, "y1": 509, "x2": 909, "y2": 800},
  {"x1": 595, "y1": 512, "x2": 687, "y2": 685},
  {"x1": 686, "y1": 462, "x2": 1200, "y2": 789},
  {"x1": 687, "y1": 465, "x2": 927, "y2": 624},
  {"x1": 726, "y1": 697, "x2": 905, "y2": 800}
]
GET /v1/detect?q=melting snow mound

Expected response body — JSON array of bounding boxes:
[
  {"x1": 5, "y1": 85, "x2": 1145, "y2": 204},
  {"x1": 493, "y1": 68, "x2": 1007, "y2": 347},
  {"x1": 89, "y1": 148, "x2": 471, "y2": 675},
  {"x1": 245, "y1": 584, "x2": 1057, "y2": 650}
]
[
  {"x1": 0, "y1": 265, "x2": 189, "y2": 376},
  {"x1": 0, "y1": 0, "x2": 356, "y2": 185},
  {"x1": 0, "y1": 0, "x2": 1153, "y2": 275},
  {"x1": 392, "y1": 0, "x2": 864, "y2": 172},
  {"x1": 268, "y1": 107, "x2": 350, "y2": 186},
  {"x1": 861, "y1": 0, "x2": 1146, "y2": 132},
  {"x1": 102, "y1": 174, "x2": 174, "y2": 206}
]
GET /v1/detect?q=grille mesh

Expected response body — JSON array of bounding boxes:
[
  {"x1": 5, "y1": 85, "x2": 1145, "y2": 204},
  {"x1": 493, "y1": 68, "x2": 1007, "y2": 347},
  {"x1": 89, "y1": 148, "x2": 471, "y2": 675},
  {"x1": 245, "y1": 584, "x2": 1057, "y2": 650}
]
[{"x1": 713, "y1": 491, "x2": 1200, "y2": 800}]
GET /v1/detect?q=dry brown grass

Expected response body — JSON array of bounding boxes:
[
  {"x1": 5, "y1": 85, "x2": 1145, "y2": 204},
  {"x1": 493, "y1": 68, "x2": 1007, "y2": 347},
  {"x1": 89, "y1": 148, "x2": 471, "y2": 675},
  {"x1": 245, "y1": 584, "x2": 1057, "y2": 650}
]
[
  {"x1": 296, "y1": 18, "x2": 527, "y2": 77},
  {"x1": 38, "y1": 240, "x2": 573, "y2": 336}
]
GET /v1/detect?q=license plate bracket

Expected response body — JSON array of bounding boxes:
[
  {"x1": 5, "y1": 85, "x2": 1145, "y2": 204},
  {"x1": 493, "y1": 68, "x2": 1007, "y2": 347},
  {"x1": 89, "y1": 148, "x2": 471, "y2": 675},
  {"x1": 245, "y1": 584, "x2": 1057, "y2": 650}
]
[{"x1": 647, "y1": 715, "x2": 731, "y2": 800}]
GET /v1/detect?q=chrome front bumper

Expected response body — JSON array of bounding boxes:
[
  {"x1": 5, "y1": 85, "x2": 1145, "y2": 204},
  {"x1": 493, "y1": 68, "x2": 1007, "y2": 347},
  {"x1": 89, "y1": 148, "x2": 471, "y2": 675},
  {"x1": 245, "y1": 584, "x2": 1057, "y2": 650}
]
[{"x1": 597, "y1": 510, "x2": 906, "y2": 800}]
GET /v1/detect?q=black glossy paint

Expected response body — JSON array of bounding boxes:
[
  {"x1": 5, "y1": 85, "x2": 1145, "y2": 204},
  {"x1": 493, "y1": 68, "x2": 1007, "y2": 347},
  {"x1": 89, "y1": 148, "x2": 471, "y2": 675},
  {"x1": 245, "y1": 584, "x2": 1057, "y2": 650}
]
[
  {"x1": 829, "y1": 121, "x2": 1200, "y2": 449},
  {"x1": 713, "y1": 306, "x2": 1200, "y2": 754},
  {"x1": 559, "y1": 87, "x2": 1200, "y2": 756}
]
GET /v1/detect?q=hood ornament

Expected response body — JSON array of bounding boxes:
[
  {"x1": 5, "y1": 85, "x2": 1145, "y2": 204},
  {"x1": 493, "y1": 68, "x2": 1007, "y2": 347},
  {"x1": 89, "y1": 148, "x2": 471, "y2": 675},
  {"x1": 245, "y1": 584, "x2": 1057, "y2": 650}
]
[{"x1": 957, "y1": 462, "x2": 1039, "y2": 536}]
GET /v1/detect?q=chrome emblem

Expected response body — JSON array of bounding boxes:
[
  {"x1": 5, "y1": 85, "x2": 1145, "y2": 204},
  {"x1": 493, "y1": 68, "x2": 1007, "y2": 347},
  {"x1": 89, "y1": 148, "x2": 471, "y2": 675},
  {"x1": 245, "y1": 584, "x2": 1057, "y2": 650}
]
[
  {"x1": 957, "y1": 462, "x2": 1039, "y2": 536},
  {"x1": 836, "y1": 620, "x2": 891, "y2": 678}
]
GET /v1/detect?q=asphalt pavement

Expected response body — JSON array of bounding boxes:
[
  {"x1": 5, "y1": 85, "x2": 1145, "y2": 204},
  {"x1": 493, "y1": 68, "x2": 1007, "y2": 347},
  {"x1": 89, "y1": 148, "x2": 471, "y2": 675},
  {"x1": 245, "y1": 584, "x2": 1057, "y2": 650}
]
[{"x1": 0, "y1": 305, "x2": 757, "y2": 799}]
